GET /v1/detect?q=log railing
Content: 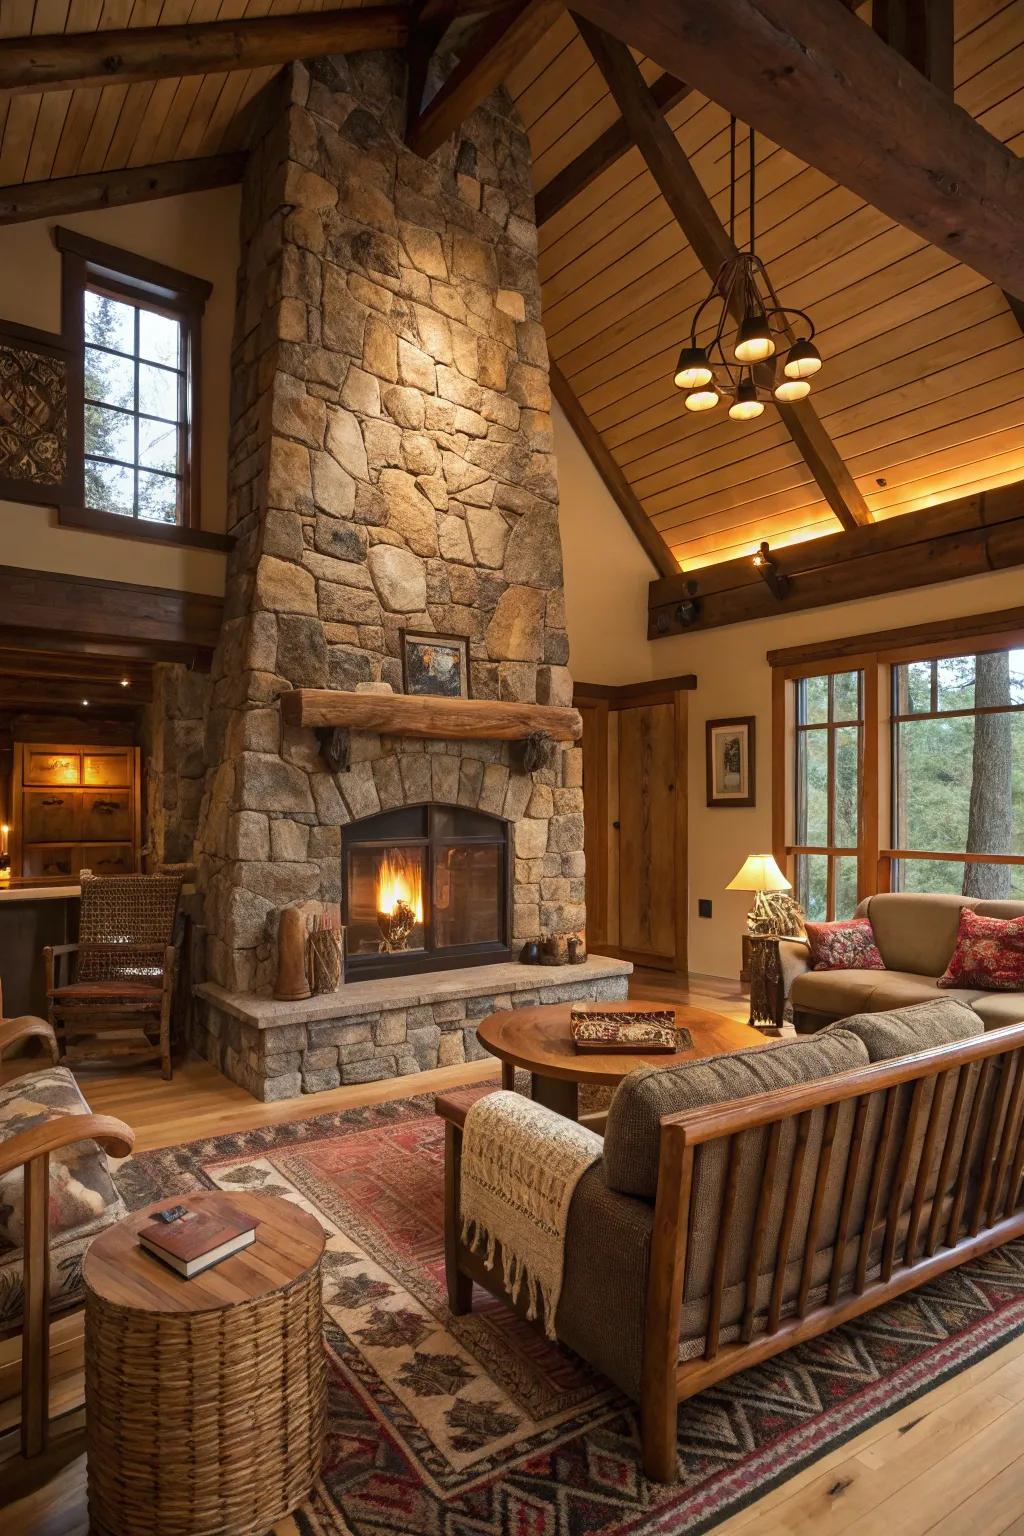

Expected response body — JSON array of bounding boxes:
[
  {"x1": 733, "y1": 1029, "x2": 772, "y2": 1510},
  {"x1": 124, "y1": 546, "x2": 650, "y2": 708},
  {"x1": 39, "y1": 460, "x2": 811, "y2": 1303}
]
[{"x1": 641, "y1": 1023, "x2": 1024, "y2": 1479}]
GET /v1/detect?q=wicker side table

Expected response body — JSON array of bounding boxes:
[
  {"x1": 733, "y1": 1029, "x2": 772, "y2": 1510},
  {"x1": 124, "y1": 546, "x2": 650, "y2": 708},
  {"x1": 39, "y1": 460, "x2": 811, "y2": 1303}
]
[{"x1": 83, "y1": 1192, "x2": 326, "y2": 1536}]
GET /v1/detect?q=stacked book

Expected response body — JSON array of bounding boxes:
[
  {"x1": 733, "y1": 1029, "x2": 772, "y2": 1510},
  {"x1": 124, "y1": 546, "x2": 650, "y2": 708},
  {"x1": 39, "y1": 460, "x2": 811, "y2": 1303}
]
[{"x1": 138, "y1": 1201, "x2": 257, "y2": 1278}]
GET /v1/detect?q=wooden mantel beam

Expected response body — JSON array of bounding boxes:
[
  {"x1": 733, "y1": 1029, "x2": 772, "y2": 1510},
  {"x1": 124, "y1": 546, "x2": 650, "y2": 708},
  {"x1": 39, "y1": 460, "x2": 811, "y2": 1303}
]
[
  {"x1": 577, "y1": 19, "x2": 870, "y2": 533},
  {"x1": 568, "y1": 0, "x2": 1024, "y2": 301},
  {"x1": 281, "y1": 689, "x2": 583, "y2": 741},
  {"x1": 0, "y1": 6, "x2": 408, "y2": 96}
]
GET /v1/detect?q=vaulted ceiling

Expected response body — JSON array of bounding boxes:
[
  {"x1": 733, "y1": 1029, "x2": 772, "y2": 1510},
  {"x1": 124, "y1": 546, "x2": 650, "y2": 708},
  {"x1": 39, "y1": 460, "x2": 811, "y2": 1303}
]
[{"x1": 1, "y1": 0, "x2": 1022, "y2": 576}]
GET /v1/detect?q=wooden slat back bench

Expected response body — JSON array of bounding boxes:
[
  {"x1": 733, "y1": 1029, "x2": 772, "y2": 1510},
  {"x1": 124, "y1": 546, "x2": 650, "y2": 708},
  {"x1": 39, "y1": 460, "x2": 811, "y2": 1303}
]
[{"x1": 438, "y1": 1020, "x2": 1024, "y2": 1482}]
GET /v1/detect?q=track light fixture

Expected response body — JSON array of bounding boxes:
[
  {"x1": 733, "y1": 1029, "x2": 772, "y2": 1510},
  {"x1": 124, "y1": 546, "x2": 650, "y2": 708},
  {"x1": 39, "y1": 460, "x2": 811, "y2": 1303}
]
[
  {"x1": 675, "y1": 579, "x2": 701, "y2": 627},
  {"x1": 752, "y1": 541, "x2": 790, "y2": 600},
  {"x1": 671, "y1": 119, "x2": 823, "y2": 422}
]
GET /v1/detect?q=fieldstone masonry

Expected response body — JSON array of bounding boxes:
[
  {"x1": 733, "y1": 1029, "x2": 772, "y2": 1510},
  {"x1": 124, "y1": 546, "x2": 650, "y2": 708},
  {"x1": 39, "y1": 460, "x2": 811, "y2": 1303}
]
[{"x1": 190, "y1": 50, "x2": 630, "y2": 1096}]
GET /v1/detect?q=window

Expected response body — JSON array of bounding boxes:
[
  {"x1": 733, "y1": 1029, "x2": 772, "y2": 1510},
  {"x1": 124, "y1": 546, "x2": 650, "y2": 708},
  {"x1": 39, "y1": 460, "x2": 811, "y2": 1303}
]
[
  {"x1": 890, "y1": 647, "x2": 1024, "y2": 899},
  {"x1": 55, "y1": 227, "x2": 210, "y2": 533},
  {"x1": 83, "y1": 289, "x2": 186, "y2": 525},
  {"x1": 774, "y1": 622, "x2": 1024, "y2": 913},
  {"x1": 793, "y1": 669, "x2": 863, "y2": 920}
]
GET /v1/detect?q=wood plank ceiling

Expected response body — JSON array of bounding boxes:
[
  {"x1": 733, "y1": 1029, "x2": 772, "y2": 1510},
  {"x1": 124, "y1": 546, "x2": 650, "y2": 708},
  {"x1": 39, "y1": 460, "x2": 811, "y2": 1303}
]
[
  {"x1": 0, "y1": 0, "x2": 1021, "y2": 574},
  {"x1": 507, "y1": 0, "x2": 1024, "y2": 570}
]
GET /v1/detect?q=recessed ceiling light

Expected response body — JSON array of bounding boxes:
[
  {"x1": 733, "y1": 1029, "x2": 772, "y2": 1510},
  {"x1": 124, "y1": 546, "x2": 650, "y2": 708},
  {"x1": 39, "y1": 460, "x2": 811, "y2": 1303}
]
[
  {"x1": 120, "y1": 677, "x2": 130, "y2": 688},
  {"x1": 81, "y1": 698, "x2": 89, "y2": 707}
]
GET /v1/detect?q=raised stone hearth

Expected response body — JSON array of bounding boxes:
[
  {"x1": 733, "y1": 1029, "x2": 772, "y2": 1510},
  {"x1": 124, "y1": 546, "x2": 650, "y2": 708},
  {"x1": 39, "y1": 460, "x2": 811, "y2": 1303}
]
[{"x1": 196, "y1": 956, "x2": 631, "y2": 1101}]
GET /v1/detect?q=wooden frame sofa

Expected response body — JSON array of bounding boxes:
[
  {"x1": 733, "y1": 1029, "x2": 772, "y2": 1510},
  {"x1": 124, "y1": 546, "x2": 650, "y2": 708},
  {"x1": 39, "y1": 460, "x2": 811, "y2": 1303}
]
[
  {"x1": 0, "y1": 1010, "x2": 134, "y2": 1457},
  {"x1": 438, "y1": 1004, "x2": 1024, "y2": 1482}
]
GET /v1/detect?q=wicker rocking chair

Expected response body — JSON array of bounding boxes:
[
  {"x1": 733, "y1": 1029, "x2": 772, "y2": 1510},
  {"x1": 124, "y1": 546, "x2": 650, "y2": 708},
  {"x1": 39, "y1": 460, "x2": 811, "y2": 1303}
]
[{"x1": 45, "y1": 874, "x2": 184, "y2": 1080}]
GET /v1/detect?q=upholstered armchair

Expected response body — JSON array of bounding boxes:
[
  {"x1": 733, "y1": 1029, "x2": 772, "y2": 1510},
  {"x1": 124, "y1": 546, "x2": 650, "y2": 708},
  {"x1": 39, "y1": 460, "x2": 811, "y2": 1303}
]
[
  {"x1": 45, "y1": 871, "x2": 183, "y2": 1079},
  {"x1": 0, "y1": 1011, "x2": 134, "y2": 1457}
]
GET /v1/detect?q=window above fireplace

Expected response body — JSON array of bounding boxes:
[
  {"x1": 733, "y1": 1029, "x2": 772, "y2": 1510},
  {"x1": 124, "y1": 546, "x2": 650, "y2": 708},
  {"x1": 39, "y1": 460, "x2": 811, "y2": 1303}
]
[{"x1": 342, "y1": 804, "x2": 513, "y2": 979}]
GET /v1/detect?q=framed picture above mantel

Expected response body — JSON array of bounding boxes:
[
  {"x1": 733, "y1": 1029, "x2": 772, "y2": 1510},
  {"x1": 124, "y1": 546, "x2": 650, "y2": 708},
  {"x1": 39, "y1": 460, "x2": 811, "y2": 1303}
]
[
  {"x1": 706, "y1": 716, "x2": 756, "y2": 807},
  {"x1": 400, "y1": 630, "x2": 470, "y2": 700}
]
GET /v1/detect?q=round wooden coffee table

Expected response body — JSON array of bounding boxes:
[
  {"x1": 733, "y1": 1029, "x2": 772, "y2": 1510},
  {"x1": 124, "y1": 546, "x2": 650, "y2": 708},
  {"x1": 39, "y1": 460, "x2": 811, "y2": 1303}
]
[
  {"x1": 83, "y1": 1191, "x2": 326, "y2": 1536},
  {"x1": 476, "y1": 999, "x2": 765, "y2": 1119}
]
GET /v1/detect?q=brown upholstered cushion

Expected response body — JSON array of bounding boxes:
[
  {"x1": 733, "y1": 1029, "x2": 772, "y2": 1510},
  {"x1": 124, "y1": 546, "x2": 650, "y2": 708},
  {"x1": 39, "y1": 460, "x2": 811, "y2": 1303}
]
[
  {"x1": 602, "y1": 1031, "x2": 870, "y2": 1200},
  {"x1": 790, "y1": 967, "x2": 983, "y2": 1019},
  {"x1": 971, "y1": 993, "x2": 1024, "y2": 1030},
  {"x1": 829, "y1": 997, "x2": 983, "y2": 1061},
  {"x1": 859, "y1": 892, "x2": 974, "y2": 977}
]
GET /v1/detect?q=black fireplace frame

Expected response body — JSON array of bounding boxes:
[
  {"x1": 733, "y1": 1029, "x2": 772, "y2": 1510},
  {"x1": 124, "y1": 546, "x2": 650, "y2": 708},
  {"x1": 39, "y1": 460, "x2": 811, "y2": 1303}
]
[{"x1": 341, "y1": 802, "x2": 515, "y2": 979}]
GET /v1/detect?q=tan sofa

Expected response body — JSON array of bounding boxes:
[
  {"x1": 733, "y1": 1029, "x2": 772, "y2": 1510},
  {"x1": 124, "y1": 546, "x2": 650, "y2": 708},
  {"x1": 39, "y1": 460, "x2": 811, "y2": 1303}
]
[{"x1": 782, "y1": 891, "x2": 1024, "y2": 1034}]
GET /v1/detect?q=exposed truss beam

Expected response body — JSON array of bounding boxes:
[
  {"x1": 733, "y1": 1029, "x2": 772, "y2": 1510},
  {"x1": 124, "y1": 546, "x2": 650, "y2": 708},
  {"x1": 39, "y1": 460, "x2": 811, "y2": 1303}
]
[
  {"x1": 577, "y1": 19, "x2": 870, "y2": 533},
  {"x1": 550, "y1": 361, "x2": 679, "y2": 578},
  {"x1": 407, "y1": 0, "x2": 560, "y2": 159},
  {"x1": 535, "y1": 71, "x2": 689, "y2": 227},
  {"x1": 0, "y1": 154, "x2": 245, "y2": 226},
  {"x1": 649, "y1": 482, "x2": 1024, "y2": 636},
  {"x1": 569, "y1": 0, "x2": 1024, "y2": 301},
  {"x1": 0, "y1": 6, "x2": 407, "y2": 96}
]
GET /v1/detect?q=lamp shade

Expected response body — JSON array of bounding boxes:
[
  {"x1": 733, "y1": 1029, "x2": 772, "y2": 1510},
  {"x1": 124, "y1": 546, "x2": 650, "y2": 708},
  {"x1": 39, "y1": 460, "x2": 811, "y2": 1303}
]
[{"x1": 726, "y1": 854, "x2": 791, "y2": 893}]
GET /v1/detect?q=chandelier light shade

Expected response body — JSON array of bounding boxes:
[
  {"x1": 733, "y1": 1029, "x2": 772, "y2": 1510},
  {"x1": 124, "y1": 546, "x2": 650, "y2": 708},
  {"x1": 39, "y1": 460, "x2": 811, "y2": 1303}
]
[
  {"x1": 773, "y1": 376, "x2": 812, "y2": 402},
  {"x1": 783, "y1": 337, "x2": 823, "y2": 379},
  {"x1": 684, "y1": 385, "x2": 720, "y2": 412},
  {"x1": 674, "y1": 345, "x2": 713, "y2": 389},
  {"x1": 671, "y1": 119, "x2": 823, "y2": 424},
  {"x1": 728, "y1": 380, "x2": 765, "y2": 420},
  {"x1": 733, "y1": 314, "x2": 775, "y2": 363}
]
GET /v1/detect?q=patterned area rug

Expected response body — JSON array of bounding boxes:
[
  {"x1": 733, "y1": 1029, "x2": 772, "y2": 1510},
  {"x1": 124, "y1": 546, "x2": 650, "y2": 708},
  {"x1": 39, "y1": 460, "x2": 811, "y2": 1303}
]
[{"x1": 115, "y1": 1091, "x2": 1024, "y2": 1536}]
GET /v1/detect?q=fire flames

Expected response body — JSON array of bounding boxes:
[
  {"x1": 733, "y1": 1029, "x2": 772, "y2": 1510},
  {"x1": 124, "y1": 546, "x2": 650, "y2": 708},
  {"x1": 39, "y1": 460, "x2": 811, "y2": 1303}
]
[{"x1": 376, "y1": 849, "x2": 423, "y2": 923}]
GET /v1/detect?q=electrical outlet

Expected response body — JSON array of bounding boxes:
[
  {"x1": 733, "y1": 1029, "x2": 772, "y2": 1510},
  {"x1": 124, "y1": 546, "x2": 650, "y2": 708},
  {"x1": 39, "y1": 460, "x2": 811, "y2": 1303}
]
[{"x1": 698, "y1": 898, "x2": 713, "y2": 919}]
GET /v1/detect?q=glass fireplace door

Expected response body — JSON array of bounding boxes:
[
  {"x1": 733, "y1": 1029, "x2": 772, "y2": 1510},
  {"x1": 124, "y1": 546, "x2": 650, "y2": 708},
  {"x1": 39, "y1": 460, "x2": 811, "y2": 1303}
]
[{"x1": 342, "y1": 804, "x2": 511, "y2": 978}]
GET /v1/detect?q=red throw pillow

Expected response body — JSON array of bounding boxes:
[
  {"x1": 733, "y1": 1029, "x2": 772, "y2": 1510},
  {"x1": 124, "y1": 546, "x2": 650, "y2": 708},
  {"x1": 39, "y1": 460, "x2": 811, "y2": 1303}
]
[
  {"x1": 805, "y1": 918, "x2": 885, "y2": 972},
  {"x1": 939, "y1": 909, "x2": 1024, "y2": 991}
]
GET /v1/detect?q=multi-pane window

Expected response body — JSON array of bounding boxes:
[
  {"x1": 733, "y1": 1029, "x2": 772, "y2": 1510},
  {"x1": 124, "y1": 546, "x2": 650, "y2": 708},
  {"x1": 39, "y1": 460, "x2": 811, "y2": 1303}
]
[
  {"x1": 793, "y1": 670, "x2": 863, "y2": 920},
  {"x1": 891, "y1": 648, "x2": 1024, "y2": 899},
  {"x1": 83, "y1": 288, "x2": 186, "y2": 525}
]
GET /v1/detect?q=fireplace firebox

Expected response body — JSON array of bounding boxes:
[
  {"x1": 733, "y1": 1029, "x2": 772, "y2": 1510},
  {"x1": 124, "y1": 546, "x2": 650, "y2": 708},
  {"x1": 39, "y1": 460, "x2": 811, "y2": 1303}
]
[{"x1": 341, "y1": 805, "x2": 513, "y2": 978}]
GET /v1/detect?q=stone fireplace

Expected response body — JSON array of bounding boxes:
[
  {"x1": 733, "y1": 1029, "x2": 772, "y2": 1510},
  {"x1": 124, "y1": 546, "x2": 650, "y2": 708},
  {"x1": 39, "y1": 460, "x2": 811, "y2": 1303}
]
[{"x1": 190, "y1": 48, "x2": 630, "y2": 1099}]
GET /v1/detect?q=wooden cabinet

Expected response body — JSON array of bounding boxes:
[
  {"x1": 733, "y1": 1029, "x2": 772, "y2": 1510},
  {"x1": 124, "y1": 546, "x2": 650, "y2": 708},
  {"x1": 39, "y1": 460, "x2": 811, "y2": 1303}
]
[{"x1": 11, "y1": 742, "x2": 141, "y2": 882}]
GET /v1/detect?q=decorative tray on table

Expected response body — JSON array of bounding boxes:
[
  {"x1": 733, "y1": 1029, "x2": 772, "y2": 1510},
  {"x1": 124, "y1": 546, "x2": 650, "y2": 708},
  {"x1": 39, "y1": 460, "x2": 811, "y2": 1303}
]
[{"x1": 569, "y1": 1004, "x2": 690, "y2": 1053}]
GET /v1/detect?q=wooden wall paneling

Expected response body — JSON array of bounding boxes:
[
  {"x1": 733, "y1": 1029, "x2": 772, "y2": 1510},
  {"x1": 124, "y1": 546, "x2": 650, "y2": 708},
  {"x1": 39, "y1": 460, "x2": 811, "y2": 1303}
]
[
  {"x1": 606, "y1": 695, "x2": 621, "y2": 947},
  {"x1": 672, "y1": 685, "x2": 688, "y2": 975}
]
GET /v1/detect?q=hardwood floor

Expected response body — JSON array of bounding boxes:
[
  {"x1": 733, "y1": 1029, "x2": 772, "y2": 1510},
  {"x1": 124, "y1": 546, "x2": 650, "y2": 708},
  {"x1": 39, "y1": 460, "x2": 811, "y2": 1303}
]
[{"x1": 4, "y1": 968, "x2": 1022, "y2": 1533}]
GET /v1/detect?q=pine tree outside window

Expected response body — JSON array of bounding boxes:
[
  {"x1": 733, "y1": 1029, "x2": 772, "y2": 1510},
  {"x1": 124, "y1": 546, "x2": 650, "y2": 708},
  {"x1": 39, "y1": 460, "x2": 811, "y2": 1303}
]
[
  {"x1": 55, "y1": 227, "x2": 210, "y2": 537},
  {"x1": 83, "y1": 289, "x2": 186, "y2": 525}
]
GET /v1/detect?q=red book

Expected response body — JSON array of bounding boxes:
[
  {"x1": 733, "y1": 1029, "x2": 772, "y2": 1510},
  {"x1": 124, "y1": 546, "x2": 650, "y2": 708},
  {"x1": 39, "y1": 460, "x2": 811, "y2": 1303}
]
[{"x1": 138, "y1": 1202, "x2": 257, "y2": 1278}]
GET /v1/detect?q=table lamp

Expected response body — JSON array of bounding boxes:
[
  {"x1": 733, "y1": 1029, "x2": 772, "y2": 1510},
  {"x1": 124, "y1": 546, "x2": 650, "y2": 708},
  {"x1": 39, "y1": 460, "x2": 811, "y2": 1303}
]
[{"x1": 726, "y1": 853, "x2": 803, "y2": 936}]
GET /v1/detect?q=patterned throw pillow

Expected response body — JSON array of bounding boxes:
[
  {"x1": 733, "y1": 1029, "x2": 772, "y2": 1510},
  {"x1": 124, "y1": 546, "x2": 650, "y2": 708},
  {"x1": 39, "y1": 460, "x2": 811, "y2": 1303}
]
[
  {"x1": 805, "y1": 917, "x2": 885, "y2": 972},
  {"x1": 939, "y1": 909, "x2": 1024, "y2": 991}
]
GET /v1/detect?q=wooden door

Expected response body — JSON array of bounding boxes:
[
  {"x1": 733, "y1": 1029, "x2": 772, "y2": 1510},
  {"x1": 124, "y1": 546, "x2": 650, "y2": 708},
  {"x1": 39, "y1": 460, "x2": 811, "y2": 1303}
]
[{"x1": 617, "y1": 702, "x2": 680, "y2": 964}]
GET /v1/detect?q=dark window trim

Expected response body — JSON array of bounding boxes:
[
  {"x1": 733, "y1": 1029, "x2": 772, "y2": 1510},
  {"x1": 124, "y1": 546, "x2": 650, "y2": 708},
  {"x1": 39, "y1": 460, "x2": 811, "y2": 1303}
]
[
  {"x1": 57, "y1": 504, "x2": 231, "y2": 551},
  {"x1": 55, "y1": 226, "x2": 212, "y2": 537}
]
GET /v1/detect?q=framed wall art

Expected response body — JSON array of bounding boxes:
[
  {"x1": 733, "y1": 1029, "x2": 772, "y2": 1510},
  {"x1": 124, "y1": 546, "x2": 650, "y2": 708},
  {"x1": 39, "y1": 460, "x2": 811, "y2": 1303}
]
[
  {"x1": 400, "y1": 630, "x2": 470, "y2": 699},
  {"x1": 706, "y1": 716, "x2": 756, "y2": 807}
]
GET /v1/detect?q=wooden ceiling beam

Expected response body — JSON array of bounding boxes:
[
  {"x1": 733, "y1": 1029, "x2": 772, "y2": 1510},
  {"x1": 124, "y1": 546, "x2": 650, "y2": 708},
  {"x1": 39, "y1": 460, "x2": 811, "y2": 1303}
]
[
  {"x1": 0, "y1": 154, "x2": 245, "y2": 227},
  {"x1": 550, "y1": 360, "x2": 679, "y2": 577},
  {"x1": 0, "y1": 566, "x2": 222, "y2": 660},
  {"x1": 0, "y1": 6, "x2": 407, "y2": 96},
  {"x1": 568, "y1": 0, "x2": 1024, "y2": 301},
  {"x1": 648, "y1": 482, "x2": 1024, "y2": 636},
  {"x1": 406, "y1": 0, "x2": 560, "y2": 159},
  {"x1": 577, "y1": 19, "x2": 870, "y2": 534},
  {"x1": 534, "y1": 71, "x2": 689, "y2": 227}
]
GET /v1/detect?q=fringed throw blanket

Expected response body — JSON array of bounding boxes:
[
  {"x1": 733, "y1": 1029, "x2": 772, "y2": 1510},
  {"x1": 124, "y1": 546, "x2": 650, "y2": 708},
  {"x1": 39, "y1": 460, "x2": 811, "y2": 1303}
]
[{"x1": 460, "y1": 1090, "x2": 602, "y2": 1340}]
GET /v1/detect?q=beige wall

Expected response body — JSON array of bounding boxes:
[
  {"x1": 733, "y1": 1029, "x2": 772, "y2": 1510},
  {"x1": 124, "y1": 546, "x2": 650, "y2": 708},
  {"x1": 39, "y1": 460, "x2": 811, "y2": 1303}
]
[
  {"x1": 0, "y1": 188, "x2": 238, "y2": 596},
  {"x1": 555, "y1": 411, "x2": 1024, "y2": 980}
]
